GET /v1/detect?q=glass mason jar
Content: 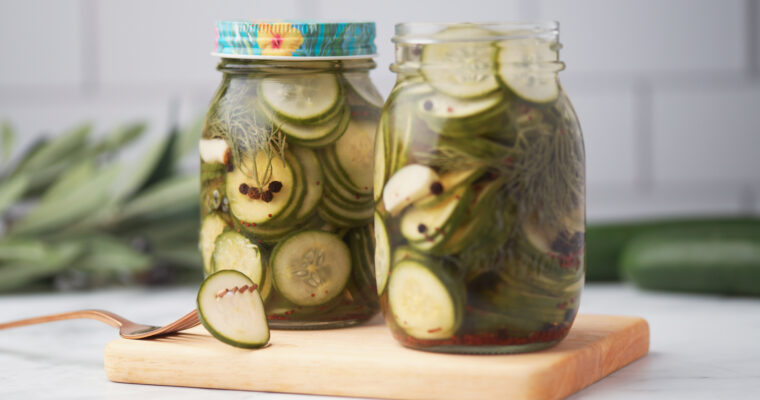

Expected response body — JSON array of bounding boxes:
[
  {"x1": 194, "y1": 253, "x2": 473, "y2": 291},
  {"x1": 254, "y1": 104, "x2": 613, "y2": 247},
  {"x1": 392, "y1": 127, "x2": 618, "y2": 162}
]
[
  {"x1": 374, "y1": 22, "x2": 585, "y2": 353},
  {"x1": 199, "y1": 21, "x2": 382, "y2": 329}
]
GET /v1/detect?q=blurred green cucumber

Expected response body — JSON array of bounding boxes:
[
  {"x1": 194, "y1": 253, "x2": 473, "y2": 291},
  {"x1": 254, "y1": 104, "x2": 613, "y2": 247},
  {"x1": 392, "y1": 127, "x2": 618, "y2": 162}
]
[
  {"x1": 620, "y1": 224, "x2": 760, "y2": 296},
  {"x1": 586, "y1": 216, "x2": 760, "y2": 281}
]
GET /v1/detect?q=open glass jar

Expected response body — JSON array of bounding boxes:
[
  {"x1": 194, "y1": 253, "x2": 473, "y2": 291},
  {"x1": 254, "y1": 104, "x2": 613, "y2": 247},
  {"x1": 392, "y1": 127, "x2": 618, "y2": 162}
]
[
  {"x1": 199, "y1": 21, "x2": 382, "y2": 329},
  {"x1": 375, "y1": 22, "x2": 585, "y2": 353}
]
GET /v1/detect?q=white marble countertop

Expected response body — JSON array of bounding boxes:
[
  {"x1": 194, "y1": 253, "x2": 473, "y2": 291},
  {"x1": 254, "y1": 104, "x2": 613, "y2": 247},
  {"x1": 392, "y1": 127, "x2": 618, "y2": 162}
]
[{"x1": 0, "y1": 283, "x2": 758, "y2": 399}]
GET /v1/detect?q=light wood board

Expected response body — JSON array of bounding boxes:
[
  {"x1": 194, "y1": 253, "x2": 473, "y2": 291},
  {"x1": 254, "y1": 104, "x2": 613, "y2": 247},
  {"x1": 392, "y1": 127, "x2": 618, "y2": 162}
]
[{"x1": 104, "y1": 314, "x2": 649, "y2": 400}]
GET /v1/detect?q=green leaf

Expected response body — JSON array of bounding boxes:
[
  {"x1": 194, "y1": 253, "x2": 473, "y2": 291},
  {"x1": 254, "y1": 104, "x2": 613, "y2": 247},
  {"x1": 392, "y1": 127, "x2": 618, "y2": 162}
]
[
  {"x1": 140, "y1": 127, "x2": 180, "y2": 190},
  {"x1": 0, "y1": 241, "x2": 84, "y2": 292},
  {"x1": 0, "y1": 238, "x2": 48, "y2": 263},
  {"x1": 10, "y1": 164, "x2": 120, "y2": 236},
  {"x1": 117, "y1": 174, "x2": 199, "y2": 222},
  {"x1": 110, "y1": 132, "x2": 173, "y2": 203},
  {"x1": 0, "y1": 174, "x2": 29, "y2": 216},
  {"x1": 94, "y1": 122, "x2": 147, "y2": 154},
  {"x1": 11, "y1": 123, "x2": 92, "y2": 177},
  {"x1": 173, "y1": 117, "x2": 203, "y2": 162},
  {"x1": 76, "y1": 235, "x2": 151, "y2": 274},
  {"x1": 152, "y1": 245, "x2": 202, "y2": 269},
  {"x1": 40, "y1": 159, "x2": 96, "y2": 203},
  {"x1": 1, "y1": 121, "x2": 14, "y2": 164}
]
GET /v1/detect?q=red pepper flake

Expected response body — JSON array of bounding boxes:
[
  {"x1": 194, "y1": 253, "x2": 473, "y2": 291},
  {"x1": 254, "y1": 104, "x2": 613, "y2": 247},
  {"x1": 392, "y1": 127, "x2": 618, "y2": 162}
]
[
  {"x1": 427, "y1": 327, "x2": 442, "y2": 334},
  {"x1": 268, "y1": 213, "x2": 273, "y2": 218},
  {"x1": 446, "y1": 106, "x2": 453, "y2": 113},
  {"x1": 316, "y1": 181, "x2": 321, "y2": 186},
  {"x1": 311, "y1": 293, "x2": 315, "y2": 297},
  {"x1": 324, "y1": 290, "x2": 329, "y2": 294},
  {"x1": 355, "y1": 194, "x2": 361, "y2": 199}
]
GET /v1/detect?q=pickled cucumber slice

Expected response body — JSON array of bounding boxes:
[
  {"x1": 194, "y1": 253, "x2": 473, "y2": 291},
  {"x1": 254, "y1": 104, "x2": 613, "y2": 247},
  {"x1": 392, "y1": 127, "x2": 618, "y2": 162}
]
[
  {"x1": 197, "y1": 270, "x2": 269, "y2": 349},
  {"x1": 333, "y1": 119, "x2": 376, "y2": 194},
  {"x1": 388, "y1": 259, "x2": 464, "y2": 340},
  {"x1": 226, "y1": 151, "x2": 295, "y2": 225},
  {"x1": 374, "y1": 212, "x2": 391, "y2": 295},
  {"x1": 497, "y1": 38, "x2": 560, "y2": 103},
  {"x1": 260, "y1": 74, "x2": 341, "y2": 122},
  {"x1": 266, "y1": 151, "x2": 306, "y2": 226},
  {"x1": 344, "y1": 72, "x2": 384, "y2": 108},
  {"x1": 211, "y1": 231, "x2": 264, "y2": 286},
  {"x1": 400, "y1": 186, "x2": 470, "y2": 244},
  {"x1": 291, "y1": 146, "x2": 324, "y2": 221},
  {"x1": 262, "y1": 103, "x2": 350, "y2": 146},
  {"x1": 270, "y1": 231, "x2": 352, "y2": 306},
  {"x1": 200, "y1": 213, "x2": 228, "y2": 276},
  {"x1": 415, "y1": 167, "x2": 486, "y2": 208},
  {"x1": 373, "y1": 115, "x2": 387, "y2": 203},
  {"x1": 382, "y1": 164, "x2": 440, "y2": 216},
  {"x1": 417, "y1": 91, "x2": 505, "y2": 137},
  {"x1": 420, "y1": 26, "x2": 499, "y2": 99}
]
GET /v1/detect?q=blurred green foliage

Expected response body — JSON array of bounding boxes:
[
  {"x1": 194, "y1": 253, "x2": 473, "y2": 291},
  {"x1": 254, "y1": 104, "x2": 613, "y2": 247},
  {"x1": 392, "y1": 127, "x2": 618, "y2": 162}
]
[{"x1": 0, "y1": 120, "x2": 203, "y2": 293}]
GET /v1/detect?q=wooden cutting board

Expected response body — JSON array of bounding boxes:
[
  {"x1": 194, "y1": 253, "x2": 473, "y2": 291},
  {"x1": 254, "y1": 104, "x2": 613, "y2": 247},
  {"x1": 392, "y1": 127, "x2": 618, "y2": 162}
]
[{"x1": 104, "y1": 314, "x2": 649, "y2": 400}]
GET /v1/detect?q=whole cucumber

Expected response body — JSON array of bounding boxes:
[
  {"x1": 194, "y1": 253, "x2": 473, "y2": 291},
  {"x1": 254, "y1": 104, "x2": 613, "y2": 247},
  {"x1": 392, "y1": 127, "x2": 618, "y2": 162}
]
[
  {"x1": 586, "y1": 217, "x2": 760, "y2": 281},
  {"x1": 619, "y1": 224, "x2": 760, "y2": 296}
]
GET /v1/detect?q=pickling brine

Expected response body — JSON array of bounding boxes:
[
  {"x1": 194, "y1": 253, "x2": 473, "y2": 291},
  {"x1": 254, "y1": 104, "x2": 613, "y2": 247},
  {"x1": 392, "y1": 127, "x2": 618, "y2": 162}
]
[
  {"x1": 199, "y1": 21, "x2": 381, "y2": 329},
  {"x1": 375, "y1": 22, "x2": 585, "y2": 353}
]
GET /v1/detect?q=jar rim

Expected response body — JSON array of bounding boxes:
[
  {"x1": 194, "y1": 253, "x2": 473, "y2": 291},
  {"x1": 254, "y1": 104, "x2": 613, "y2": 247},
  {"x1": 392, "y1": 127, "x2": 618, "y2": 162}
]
[{"x1": 392, "y1": 21, "x2": 559, "y2": 43}]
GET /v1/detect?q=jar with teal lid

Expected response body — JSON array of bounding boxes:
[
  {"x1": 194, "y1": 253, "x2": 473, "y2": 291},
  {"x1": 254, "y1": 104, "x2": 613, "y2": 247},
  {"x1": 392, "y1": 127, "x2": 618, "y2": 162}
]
[
  {"x1": 375, "y1": 22, "x2": 585, "y2": 353},
  {"x1": 199, "y1": 21, "x2": 382, "y2": 329}
]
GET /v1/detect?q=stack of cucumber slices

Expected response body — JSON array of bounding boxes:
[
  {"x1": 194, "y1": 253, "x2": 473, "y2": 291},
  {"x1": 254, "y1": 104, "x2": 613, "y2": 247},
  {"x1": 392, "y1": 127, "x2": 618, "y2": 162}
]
[
  {"x1": 198, "y1": 69, "x2": 381, "y2": 322},
  {"x1": 375, "y1": 26, "x2": 584, "y2": 346}
]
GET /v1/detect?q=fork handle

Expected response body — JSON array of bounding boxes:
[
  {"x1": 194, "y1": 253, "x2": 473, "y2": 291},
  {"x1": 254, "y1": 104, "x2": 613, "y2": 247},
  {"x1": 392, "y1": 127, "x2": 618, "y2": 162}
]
[{"x1": 0, "y1": 309, "x2": 126, "y2": 331}]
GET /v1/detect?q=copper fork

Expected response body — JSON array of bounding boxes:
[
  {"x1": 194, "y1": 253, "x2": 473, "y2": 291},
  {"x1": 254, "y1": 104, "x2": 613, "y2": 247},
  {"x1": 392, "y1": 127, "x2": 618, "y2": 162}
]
[{"x1": 0, "y1": 309, "x2": 200, "y2": 339}]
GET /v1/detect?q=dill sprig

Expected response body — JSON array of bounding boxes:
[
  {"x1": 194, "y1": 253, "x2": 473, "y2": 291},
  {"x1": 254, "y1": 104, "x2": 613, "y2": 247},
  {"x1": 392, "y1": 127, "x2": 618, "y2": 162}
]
[
  {"x1": 204, "y1": 80, "x2": 287, "y2": 190},
  {"x1": 414, "y1": 146, "x2": 486, "y2": 173},
  {"x1": 509, "y1": 122, "x2": 585, "y2": 230}
]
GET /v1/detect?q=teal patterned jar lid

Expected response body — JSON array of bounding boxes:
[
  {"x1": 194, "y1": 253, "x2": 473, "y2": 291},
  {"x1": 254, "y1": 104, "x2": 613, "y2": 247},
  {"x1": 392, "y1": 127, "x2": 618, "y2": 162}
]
[{"x1": 214, "y1": 20, "x2": 377, "y2": 59}]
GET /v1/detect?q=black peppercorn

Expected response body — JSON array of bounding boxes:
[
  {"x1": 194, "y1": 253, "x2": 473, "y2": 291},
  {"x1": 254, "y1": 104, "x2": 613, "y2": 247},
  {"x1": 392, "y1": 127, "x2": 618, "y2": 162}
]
[
  {"x1": 261, "y1": 190, "x2": 274, "y2": 202},
  {"x1": 239, "y1": 183, "x2": 249, "y2": 195},
  {"x1": 268, "y1": 180, "x2": 283, "y2": 193},
  {"x1": 430, "y1": 181, "x2": 443, "y2": 195},
  {"x1": 417, "y1": 224, "x2": 427, "y2": 233},
  {"x1": 423, "y1": 100, "x2": 434, "y2": 111}
]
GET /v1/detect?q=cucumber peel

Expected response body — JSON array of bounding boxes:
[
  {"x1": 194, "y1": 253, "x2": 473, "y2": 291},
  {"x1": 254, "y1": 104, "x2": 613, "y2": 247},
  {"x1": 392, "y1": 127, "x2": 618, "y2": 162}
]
[{"x1": 197, "y1": 270, "x2": 269, "y2": 349}]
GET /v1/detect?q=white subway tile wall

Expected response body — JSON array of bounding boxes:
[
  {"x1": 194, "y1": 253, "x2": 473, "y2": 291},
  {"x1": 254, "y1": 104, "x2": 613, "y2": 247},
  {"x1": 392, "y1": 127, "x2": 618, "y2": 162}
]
[{"x1": 0, "y1": 0, "x2": 758, "y2": 221}]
